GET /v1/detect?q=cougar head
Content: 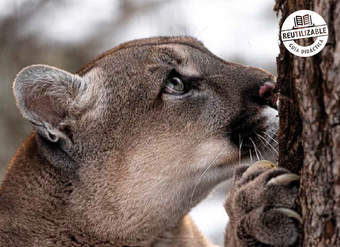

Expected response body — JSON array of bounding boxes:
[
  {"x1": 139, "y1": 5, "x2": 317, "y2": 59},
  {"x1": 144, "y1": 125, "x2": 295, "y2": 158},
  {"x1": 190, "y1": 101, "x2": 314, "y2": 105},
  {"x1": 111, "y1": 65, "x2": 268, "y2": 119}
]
[{"x1": 13, "y1": 36, "x2": 277, "y2": 242}]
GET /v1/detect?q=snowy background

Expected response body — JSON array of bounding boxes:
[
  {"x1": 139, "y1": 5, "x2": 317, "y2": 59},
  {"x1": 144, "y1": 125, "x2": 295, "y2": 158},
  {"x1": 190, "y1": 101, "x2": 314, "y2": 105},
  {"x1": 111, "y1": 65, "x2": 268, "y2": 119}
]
[{"x1": 0, "y1": 0, "x2": 280, "y2": 245}]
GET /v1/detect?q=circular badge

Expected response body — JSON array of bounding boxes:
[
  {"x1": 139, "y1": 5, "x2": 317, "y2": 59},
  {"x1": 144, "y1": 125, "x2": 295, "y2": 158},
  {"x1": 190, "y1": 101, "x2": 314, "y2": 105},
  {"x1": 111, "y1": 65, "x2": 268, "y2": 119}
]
[{"x1": 281, "y1": 10, "x2": 328, "y2": 57}]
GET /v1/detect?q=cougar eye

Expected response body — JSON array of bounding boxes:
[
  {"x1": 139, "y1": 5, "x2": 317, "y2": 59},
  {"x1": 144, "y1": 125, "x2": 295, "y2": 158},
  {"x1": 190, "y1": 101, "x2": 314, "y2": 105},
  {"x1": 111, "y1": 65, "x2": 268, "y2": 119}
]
[{"x1": 164, "y1": 76, "x2": 185, "y2": 95}]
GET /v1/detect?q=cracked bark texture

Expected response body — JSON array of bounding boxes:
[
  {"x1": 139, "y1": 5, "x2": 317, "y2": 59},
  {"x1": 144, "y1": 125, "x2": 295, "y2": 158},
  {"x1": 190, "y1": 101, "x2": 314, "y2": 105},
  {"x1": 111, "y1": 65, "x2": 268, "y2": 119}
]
[{"x1": 274, "y1": 0, "x2": 340, "y2": 246}]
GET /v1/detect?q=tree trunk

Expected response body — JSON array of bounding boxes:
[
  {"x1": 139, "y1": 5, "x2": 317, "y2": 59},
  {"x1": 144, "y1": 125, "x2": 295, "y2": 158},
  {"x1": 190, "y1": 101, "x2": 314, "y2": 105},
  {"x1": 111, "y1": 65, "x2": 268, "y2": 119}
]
[{"x1": 274, "y1": 0, "x2": 340, "y2": 246}]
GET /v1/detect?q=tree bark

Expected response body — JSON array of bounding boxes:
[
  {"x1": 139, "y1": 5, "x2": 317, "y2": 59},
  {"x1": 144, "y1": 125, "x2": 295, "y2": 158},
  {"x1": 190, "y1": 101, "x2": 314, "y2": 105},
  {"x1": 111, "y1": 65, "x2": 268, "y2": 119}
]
[{"x1": 274, "y1": 0, "x2": 340, "y2": 246}]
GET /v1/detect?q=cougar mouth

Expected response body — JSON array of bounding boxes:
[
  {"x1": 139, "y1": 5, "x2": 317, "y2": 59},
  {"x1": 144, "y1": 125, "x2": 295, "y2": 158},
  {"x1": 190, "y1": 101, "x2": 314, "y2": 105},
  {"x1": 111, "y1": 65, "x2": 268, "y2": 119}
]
[{"x1": 228, "y1": 107, "x2": 278, "y2": 161}]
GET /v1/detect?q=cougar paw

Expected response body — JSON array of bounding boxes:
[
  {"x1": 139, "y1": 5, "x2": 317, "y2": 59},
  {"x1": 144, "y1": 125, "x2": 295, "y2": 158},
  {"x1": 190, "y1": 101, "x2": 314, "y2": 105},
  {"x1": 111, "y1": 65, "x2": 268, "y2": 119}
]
[{"x1": 225, "y1": 160, "x2": 301, "y2": 247}]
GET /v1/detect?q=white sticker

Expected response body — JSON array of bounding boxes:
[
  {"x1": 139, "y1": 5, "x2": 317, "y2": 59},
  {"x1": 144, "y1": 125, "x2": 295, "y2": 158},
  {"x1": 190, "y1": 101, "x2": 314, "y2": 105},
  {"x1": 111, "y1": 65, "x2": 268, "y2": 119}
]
[{"x1": 281, "y1": 10, "x2": 328, "y2": 57}]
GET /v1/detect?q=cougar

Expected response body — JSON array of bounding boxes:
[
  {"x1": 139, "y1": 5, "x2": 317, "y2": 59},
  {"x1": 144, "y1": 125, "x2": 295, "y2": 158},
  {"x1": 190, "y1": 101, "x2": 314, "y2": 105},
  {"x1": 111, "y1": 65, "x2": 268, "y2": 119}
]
[{"x1": 0, "y1": 36, "x2": 301, "y2": 246}]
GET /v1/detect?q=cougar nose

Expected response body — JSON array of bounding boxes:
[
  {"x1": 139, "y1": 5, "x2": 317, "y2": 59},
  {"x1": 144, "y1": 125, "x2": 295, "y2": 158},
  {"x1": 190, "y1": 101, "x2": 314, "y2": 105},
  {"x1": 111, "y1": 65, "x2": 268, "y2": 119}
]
[{"x1": 259, "y1": 81, "x2": 278, "y2": 108}]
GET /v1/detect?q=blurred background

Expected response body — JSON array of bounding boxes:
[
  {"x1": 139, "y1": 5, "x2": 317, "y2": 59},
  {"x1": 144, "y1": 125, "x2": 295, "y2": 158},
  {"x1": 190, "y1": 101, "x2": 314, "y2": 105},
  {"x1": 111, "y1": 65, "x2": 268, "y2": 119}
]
[{"x1": 0, "y1": 0, "x2": 279, "y2": 245}]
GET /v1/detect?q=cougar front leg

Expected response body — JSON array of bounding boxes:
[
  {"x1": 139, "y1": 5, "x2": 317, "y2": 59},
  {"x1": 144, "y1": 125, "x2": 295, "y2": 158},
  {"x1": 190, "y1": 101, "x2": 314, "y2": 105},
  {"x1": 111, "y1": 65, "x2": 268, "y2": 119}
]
[{"x1": 224, "y1": 161, "x2": 302, "y2": 247}]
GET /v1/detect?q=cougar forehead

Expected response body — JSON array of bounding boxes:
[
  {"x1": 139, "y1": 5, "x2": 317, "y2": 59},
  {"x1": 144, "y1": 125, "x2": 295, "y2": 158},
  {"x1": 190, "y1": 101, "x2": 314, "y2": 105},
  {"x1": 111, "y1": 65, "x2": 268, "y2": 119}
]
[{"x1": 77, "y1": 36, "x2": 208, "y2": 76}]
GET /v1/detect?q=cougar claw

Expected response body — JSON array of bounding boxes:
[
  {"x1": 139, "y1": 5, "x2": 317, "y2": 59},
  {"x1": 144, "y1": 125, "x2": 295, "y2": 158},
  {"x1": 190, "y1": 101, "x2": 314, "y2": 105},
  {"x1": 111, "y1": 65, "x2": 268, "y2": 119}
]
[
  {"x1": 273, "y1": 208, "x2": 302, "y2": 224},
  {"x1": 267, "y1": 173, "x2": 299, "y2": 186},
  {"x1": 243, "y1": 160, "x2": 277, "y2": 177}
]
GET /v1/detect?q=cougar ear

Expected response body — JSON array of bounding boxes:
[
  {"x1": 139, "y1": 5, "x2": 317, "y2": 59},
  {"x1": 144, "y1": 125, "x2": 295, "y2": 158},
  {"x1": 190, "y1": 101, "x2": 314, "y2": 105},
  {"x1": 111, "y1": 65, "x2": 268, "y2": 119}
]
[{"x1": 13, "y1": 65, "x2": 85, "y2": 143}]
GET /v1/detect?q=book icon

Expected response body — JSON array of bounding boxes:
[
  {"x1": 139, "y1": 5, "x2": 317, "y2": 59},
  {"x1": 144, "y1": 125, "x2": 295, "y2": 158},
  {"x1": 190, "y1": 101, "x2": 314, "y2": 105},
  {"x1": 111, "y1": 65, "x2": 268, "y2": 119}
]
[{"x1": 294, "y1": 14, "x2": 313, "y2": 28}]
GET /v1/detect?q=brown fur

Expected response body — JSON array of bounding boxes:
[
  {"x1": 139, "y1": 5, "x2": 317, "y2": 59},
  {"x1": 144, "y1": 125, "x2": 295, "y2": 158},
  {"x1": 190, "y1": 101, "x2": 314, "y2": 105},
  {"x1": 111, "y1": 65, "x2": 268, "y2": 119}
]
[{"x1": 0, "y1": 36, "x2": 299, "y2": 246}]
